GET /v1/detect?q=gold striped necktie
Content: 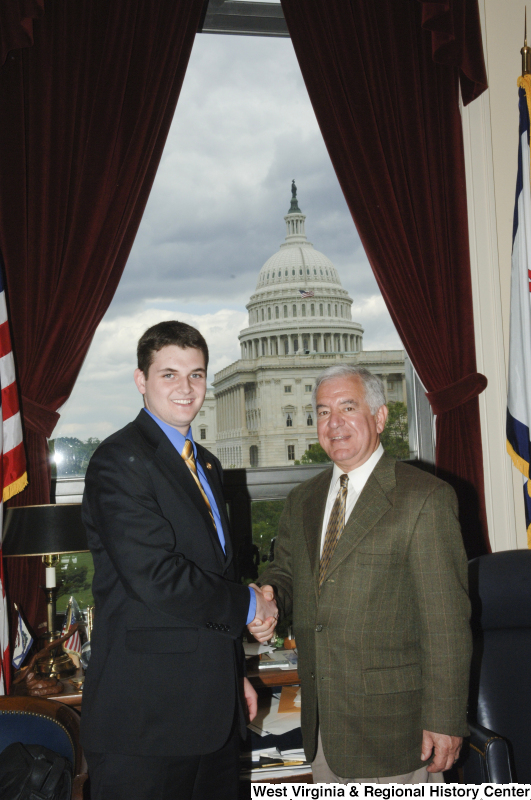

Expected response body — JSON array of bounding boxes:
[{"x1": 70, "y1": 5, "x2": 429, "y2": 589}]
[
  {"x1": 319, "y1": 473, "x2": 349, "y2": 589},
  {"x1": 181, "y1": 439, "x2": 217, "y2": 530}
]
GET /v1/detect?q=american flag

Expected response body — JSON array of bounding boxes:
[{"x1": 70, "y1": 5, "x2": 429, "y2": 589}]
[
  {"x1": 62, "y1": 598, "x2": 82, "y2": 654},
  {"x1": 62, "y1": 623, "x2": 82, "y2": 655},
  {"x1": 0, "y1": 264, "x2": 28, "y2": 694},
  {"x1": 299, "y1": 289, "x2": 314, "y2": 298}
]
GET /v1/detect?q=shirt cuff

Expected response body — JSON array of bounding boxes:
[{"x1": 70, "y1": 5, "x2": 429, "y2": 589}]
[{"x1": 246, "y1": 586, "x2": 257, "y2": 625}]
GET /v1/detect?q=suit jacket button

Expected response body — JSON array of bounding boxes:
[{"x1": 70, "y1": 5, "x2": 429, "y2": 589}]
[{"x1": 315, "y1": 624, "x2": 323, "y2": 632}]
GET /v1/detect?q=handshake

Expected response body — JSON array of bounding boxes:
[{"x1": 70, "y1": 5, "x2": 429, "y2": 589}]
[{"x1": 247, "y1": 584, "x2": 278, "y2": 643}]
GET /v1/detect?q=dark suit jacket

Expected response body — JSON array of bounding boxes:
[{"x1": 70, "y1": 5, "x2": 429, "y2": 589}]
[
  {"x1": 80, "y1": 410, "x2": 250, "y2": 758},
  {"x1": 260, "y1": 454, "x2": 472, "y2": 778}
]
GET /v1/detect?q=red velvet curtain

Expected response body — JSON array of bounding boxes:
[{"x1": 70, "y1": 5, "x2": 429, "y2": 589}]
[
  {"x1": 0, "y1": 0, "x2": 206, "y2": 639},
  {"x1": 280, "y1": 0, "x2": 489, "y2": 556},
  {"x1": 0, "y1": 0, "x2": 44, "y2": 66}
]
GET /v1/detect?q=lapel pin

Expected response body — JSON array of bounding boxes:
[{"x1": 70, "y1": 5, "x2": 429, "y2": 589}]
[{"x1": 206, "y1": 462, "x2": 212, "y2": 470}]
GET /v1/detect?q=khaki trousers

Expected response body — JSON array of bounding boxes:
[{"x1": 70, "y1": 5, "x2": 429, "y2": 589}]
[{"x1": 312, "y1": 729, "x2": 445, "y2": 784}]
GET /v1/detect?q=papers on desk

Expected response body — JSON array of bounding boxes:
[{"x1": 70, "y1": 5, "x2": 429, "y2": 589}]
[
  {"x1": 248, "y1": 690, "x2": 301, "y2": 737},
  {"x1": 240, "y1": 747, "x2": 310, "y2": 781},
  {"x1": 243, "y1": 642, "x2": 275, "y2": 657}
]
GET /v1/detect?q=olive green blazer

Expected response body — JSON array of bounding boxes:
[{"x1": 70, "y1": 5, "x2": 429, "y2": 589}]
[{"x1": 260, "y1": 454, "x2": 472, "y2": 779}]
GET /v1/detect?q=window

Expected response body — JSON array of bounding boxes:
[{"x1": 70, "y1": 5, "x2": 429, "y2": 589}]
[
  {"x1": 261, "y1": 308, "x2": 264, "y2": 321},
  {"x1": 305, "y1": 385, "x2": 312, "y2": 392},
  {"x1": 299, "y1": 268, "x2": 303, "y2": 275},
  {"x1": 335, "y1": 304, "x2": 338, "y2": 316},
  {"x1": 286, "y1": 413, "x2": 293, "y2": 427},
  {"x1": 199, "y1": 411, "x2": 206, "y2": 416},
  {"x1": 302, "y1": 304, "x2": 306, "y2": 317},
  {"x1": 320, "y1": 304, "x2": 323, "y2": 316},
  {"x1": 303, "y1": 337, "x2": 309, "y2": 351},
  {"x1": 293, "y1": 304, "x2": 297, "y2": 317},
  {"x1": 287, "y1": 445, "x2": 295, "y2": 461},
  {"x1": 307, "y1": 413, "x2": 313, "y2": 426},
  {"x1": 275, "y1": 306, "x2": 279, "y2": 319},
  {"x1": 313, "y1": 337, "x2": 318, "y2": 351},
  {"x1": 284, "y1": 339, "x2": 289, "y2": 354},
  {"x1": 328, "y1": 304, "x2": 331, "y2": 316},
  {"x1": 249, "y1": 445, "x2": 259, "y2": 467},
  {"x1": 311, "y1": 304, "x2": 315, "y2": 316},
  {"x1": 200, "y1": 428, "x2": 206, "y2": 440},
  {"x1": 293, "y1": 338, "x2": 298, "y2": 352},
  {"x1": 284, "y1": 385, "x2": 292, "y2": 393},
  {"x1": 268, "y1": 307, "x2": 271, "y2": 320},
  {"x1": 284, "y1": 305, "x2": 288, "y2": 318},
  {"x1": 261, "y1": 340, "x2": 266, "y2": 355}
]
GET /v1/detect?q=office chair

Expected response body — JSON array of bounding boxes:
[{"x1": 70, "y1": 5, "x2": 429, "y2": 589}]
[
  {"x1": 463, "y1": 549, "x2": 531, "y2": 783},
  {"x1": 0, "y1": 696, "x2": 87, "y2": 799}
]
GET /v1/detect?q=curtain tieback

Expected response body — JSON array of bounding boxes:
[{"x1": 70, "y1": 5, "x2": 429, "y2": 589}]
[
  {"x1": 425, "y1": 372, "x2": 488, "y2": 416},
  {"x1": 21, "y1": 396, "x2": 60, "y2": 438}
]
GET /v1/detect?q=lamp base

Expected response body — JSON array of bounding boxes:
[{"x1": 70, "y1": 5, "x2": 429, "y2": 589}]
[{"x1": 34, "y1": 633, "x2": 77, "y2": 679}]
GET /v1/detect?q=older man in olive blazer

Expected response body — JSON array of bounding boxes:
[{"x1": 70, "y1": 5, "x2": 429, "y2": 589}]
[{"x1": 251, "y1": 365, "x2": 471, "y2": 782}]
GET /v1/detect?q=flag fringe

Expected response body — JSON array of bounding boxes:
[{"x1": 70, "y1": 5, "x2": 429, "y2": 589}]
[
  {"x1": 3, "y1": 472, "x2": 28, "y2": 503},
  {"x1": 518, "y1": 75, "x2": 531, "y2": 187},
  {"x1": 506, "y1": 439, "x2": 530, "y2": 478}
]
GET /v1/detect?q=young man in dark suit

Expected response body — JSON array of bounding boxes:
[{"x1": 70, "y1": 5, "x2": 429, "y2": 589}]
[{"x1": 81, "y1": 320, "x2": 277, "y2": 800}]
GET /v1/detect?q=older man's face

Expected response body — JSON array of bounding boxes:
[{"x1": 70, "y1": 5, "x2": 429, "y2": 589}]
[{"x1": 316, "y1": 375, "x2": 388, "y2": 472}]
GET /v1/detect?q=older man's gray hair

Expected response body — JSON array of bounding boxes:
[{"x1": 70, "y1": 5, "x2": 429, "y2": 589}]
[{"x1": 312, "y1": 365, "x2": 386, "y2": 414}]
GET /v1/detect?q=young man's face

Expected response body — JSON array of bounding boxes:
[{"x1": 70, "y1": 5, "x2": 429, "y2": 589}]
[{"x1": 134, "y1": 345, "x2": 207, "y2": 435}]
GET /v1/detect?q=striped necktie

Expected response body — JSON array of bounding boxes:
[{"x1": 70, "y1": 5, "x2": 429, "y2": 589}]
[
  {"x1": 181, "y1": 439, "x2": 217, "y2": 530},
  {"x1": 319, "y1": 473, "x2": 349, "y2": 589}
]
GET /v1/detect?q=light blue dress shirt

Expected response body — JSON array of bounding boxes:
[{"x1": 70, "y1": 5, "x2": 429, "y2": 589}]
[{"x1": 143, "y1": 408, "x2": 256, "y2": 624}]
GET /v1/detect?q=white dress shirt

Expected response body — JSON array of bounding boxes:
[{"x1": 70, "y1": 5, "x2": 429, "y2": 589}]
[{"x1": 320, "y1": 443, "x2": 384, "y2": 556}]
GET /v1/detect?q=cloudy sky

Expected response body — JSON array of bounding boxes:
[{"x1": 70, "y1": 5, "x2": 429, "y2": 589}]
[{"x1": 54, "y1": 30, "x2": 401, "y2": 443}]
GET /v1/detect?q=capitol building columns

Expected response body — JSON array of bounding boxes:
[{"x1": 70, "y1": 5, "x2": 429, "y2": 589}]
[{"x1": 212, "y1": 184, "x2": 406, "y2": 469}]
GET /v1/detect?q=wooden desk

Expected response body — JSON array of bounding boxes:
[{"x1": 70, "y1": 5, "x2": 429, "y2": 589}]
[
  {"x1": 247, "y1": 665, "x2": 300, "y2": 689},
  {"x1": 11, "y1": 670, "x2": 84, "y2": 712},
  {"x1": 245, "y1": 662, "x2": 312, "y2": 784}
]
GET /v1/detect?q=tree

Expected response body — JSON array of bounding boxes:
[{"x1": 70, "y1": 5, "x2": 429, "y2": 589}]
[
  {"x1": 49, "y1": 437, "x2": 101, "y2": 477},
  {"x1": 251, "y1": 500, "x2": 286, "y2": 577},
  {"x1": 380, "y1": 401, "x2": 410, "y2": 460},
  {"x1": 296, "y1": 443, "x2": 331, "y2": 464}
]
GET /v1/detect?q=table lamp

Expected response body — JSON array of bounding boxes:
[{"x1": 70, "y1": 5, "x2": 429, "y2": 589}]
[{"x1": 2, "y1": 504, "x2": 89, "y2": 678}]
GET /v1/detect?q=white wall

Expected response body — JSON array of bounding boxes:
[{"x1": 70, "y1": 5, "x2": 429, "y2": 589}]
[{"x1": 464, "y1": 0, "x2": 528, "y2": 550}]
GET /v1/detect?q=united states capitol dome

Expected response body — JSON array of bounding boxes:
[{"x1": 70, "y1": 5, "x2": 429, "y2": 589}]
[{"x1": 239, "y1": 182, "x2": 364, "y2": 358}]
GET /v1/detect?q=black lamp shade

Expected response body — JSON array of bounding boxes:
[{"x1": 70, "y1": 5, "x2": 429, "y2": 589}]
[{"x1": 2, "y1": 504, "x2": 88, "y2": 556}]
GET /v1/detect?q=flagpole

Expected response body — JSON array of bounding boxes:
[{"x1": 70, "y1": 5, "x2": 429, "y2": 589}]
[{"x1": 522, "y1": 7, "x2": 530, "y2": 76}]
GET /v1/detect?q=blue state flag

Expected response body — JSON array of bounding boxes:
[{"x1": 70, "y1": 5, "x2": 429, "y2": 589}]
[
  {"x1": 507, "y1": 78, "x2": 531, "y2": 544},
  {"x1": 12, "y1": 609, "x2": 32, "y2": 670}
]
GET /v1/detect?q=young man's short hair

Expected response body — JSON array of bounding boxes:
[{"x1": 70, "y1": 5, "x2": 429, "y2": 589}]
[{"x1": 137, "y1": 321, "x2": 209, "y2": 375}]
